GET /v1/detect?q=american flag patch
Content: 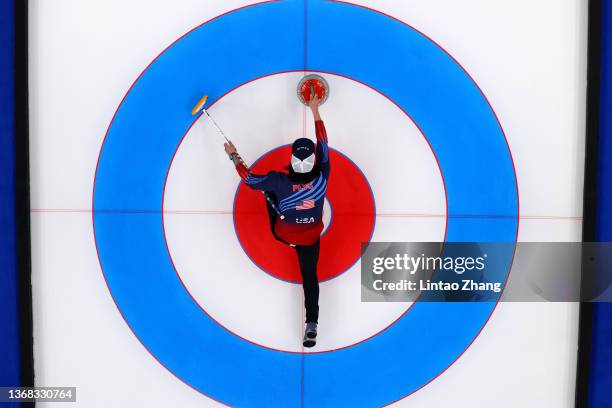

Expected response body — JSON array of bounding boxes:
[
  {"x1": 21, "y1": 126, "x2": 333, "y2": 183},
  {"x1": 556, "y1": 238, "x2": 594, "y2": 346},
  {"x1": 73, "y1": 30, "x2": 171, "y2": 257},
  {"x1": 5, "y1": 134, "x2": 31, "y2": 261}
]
[{"x1": 296, "y1": 199, "x2": 315, "y2": 210}]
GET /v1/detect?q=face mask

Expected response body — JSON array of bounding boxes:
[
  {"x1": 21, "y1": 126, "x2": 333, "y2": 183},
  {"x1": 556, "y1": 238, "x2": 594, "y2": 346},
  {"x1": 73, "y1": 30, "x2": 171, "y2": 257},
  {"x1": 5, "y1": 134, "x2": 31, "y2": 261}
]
[{"x1": 291, "y1": 152, "x2": 315, "y2": 173}]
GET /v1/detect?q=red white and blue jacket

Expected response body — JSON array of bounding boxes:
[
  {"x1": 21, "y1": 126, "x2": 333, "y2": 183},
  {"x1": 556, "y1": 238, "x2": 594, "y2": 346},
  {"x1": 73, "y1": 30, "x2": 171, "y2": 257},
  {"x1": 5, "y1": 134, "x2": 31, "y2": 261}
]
[{"x1": 233, "y1": 120, "x2": 329, "y2": 245}]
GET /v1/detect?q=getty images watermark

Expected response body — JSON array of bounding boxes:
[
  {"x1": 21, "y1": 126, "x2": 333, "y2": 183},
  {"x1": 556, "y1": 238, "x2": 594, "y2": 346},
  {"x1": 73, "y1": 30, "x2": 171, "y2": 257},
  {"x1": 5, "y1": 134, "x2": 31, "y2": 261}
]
[
  {"x1": 371, "y1": 251, "x2": 497, "y2": 291},
  {"x1": 361, "y1": 242, "x2": 612, "y2": 302}
]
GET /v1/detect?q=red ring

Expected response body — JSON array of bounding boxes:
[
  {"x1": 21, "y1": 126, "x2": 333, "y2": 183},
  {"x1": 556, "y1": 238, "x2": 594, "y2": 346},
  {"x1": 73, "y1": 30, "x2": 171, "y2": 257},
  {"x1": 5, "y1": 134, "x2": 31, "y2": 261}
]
[{"x1": 233, "y1": 146, "x2": 376, "y2": 283}]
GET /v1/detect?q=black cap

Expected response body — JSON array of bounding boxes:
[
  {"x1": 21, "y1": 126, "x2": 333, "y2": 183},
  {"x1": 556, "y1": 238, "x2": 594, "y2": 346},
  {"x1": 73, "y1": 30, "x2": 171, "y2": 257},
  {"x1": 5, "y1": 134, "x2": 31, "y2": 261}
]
[{"x1": 292, "y1": 138, "x2": 315, "y2": 160}]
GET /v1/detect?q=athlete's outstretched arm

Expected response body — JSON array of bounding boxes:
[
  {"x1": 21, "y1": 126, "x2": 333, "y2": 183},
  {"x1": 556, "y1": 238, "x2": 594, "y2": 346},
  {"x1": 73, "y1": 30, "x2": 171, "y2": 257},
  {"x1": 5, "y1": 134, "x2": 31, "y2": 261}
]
[
  {"x1": 309, "y1": 95, "x2": 329, "y2": 165},
  {"x1": 223, "y1": 141, "x2": 278, "y2": 191}
]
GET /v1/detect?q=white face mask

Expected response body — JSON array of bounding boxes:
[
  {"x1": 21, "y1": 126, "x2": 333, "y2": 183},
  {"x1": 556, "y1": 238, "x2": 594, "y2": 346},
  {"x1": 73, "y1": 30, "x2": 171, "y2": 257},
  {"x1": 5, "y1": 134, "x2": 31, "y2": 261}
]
[{"x1": 291, "y1": 152, "x2": 315, "y2": 173}]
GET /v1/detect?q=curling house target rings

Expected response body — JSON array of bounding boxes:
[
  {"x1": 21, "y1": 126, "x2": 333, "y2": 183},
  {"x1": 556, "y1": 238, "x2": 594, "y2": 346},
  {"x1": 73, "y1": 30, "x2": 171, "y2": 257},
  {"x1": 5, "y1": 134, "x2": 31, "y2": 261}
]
[{"x1": 92, "y1": 1, "x2": 518, "y2": 406}]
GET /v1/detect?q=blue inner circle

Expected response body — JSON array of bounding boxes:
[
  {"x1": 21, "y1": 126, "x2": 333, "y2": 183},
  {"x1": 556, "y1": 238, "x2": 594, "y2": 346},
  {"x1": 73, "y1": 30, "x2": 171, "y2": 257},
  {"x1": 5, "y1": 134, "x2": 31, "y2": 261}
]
[{"x1": 93, "y1": 1, "x2": 518, "y2": 406}]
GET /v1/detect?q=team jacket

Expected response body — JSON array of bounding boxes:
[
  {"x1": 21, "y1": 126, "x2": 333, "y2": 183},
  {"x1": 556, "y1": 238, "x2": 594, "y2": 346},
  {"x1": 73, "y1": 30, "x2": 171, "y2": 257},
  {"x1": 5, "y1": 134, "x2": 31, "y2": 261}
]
[{"x1": 234, "y1": 120, "x2": 329, "y2": 246}]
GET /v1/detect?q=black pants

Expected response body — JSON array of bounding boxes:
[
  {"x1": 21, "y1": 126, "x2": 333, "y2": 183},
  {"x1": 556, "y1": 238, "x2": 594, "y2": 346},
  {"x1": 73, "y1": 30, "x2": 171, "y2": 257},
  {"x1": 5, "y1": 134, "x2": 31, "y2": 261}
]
[
  {"x1": 295, "y1": 240, "x2": 320, "y2": 323},
  {"x1": 266, "y1": 192, "x2": 320, "y2": 323}
]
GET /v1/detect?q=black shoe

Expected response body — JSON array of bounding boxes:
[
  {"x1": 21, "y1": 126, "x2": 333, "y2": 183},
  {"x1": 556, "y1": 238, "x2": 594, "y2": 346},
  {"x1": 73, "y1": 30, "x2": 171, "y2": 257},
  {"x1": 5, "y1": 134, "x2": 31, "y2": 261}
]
[
  {"x1": 303, "y1": 323, "x2": 317, "y2": 348},
  {"x1": 303, "y1": 334, "x2": 316, "y2": 348}
]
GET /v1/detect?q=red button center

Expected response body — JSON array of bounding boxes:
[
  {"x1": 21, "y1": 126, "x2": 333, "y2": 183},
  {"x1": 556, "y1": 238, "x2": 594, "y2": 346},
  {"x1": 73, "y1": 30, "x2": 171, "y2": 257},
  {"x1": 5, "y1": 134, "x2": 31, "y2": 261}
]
[{"x1": 233, "y1": 146, "x2": 376, "y2": 283}]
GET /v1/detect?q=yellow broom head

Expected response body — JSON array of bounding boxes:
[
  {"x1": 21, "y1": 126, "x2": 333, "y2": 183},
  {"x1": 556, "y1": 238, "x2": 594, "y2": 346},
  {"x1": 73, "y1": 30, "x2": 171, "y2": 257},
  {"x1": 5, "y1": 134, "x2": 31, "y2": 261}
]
[{"x1": 191, "y1": 95, "x2": 208, "y2": 116}]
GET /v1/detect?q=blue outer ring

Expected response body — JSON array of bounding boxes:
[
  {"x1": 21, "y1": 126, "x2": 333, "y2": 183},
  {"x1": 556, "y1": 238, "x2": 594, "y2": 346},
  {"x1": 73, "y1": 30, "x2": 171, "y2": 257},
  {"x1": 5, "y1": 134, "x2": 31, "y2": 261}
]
[{"x1": 93, "y1": 1, "x2": 518, "y2": 406}]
